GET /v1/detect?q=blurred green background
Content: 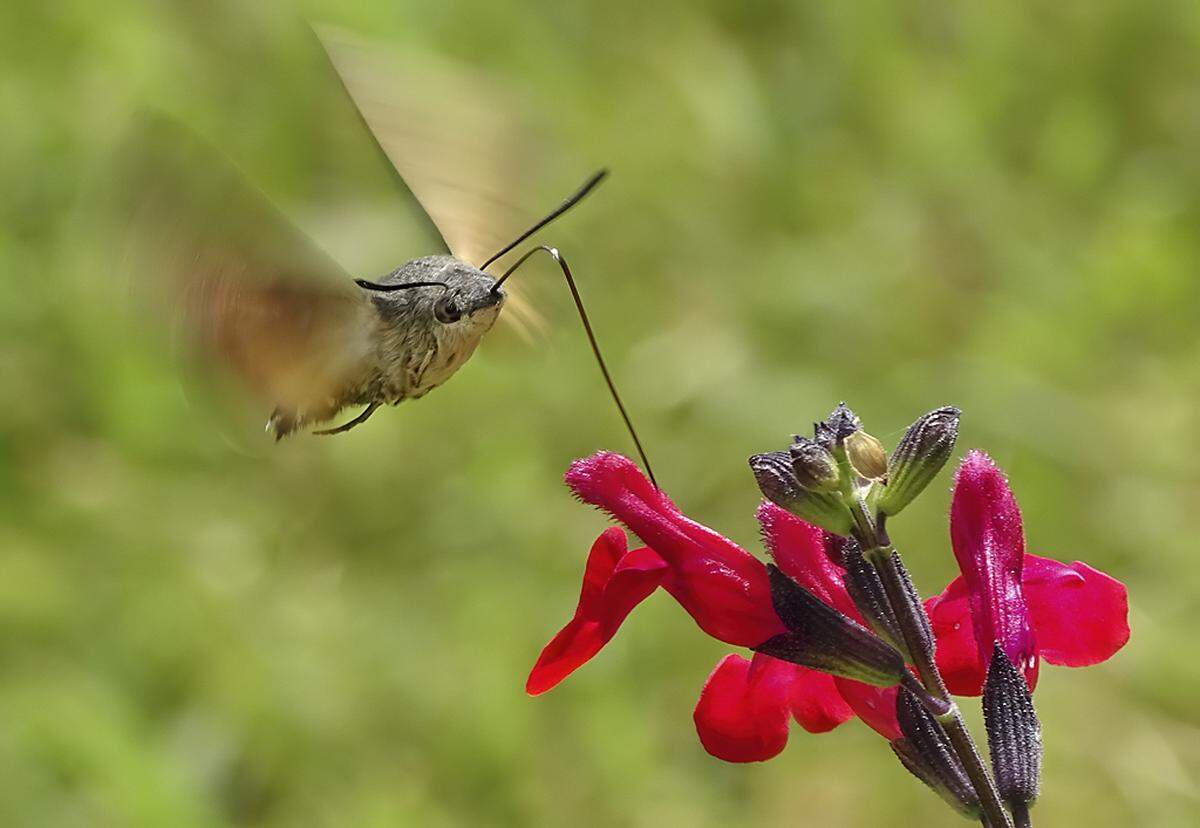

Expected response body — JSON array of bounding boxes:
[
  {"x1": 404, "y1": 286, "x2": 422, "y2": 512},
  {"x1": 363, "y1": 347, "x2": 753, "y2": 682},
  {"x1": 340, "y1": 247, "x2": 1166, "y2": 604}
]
[{"x1": 2, "y1": 0, "x2": 1198, "y2": 825}]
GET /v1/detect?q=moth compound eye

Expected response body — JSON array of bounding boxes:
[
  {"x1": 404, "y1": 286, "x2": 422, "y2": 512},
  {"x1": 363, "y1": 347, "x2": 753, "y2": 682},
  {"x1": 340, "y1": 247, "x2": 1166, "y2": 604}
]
[{"x1": 434, "y1": 295, "x2": 463, "y2": 324}]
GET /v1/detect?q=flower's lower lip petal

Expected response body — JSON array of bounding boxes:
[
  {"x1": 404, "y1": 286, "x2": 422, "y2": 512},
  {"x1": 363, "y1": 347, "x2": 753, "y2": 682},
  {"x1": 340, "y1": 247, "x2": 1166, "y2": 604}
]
[
  {"x1": 526, "y1": 530, "x2": 667, "y2": 696},
  {"x1": 1022, "y1": 554, "x2": 1130, "y2": 667},
  {"x1": 787, "y1": 664, "x2": 855, "y2": 733},
  {"x1": 526, "y1": 618, "x2": 606, "y2": 696},
  {"x1": 575, "y1": 527, "x2": 631, "y2": 615},
  {"x1": 925, "y1": 552, "x2": 1130, "y2": 694},
  {"x1": 834, "y1": 678, "x2": 901, "y2": 741},
  {"x1": 693, "y1": 654, "x2": 793, "y2": 762},
  {"x1": 925, "y1": 584, "x2": 989, "y2": 696}
]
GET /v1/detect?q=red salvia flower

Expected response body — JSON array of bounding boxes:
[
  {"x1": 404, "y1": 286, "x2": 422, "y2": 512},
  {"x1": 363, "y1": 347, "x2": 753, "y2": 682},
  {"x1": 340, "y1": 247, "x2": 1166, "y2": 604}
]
[
  {"x1": 528, "y1": 450, "x2": 1129, "y2": 763},
  {"x1": 927, "y1": 450, "x2": 1130, "y2": 696}
]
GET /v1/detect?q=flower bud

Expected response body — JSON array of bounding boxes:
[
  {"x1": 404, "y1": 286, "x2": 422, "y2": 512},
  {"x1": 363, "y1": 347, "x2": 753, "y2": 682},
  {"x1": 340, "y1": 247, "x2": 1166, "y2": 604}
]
[
  {"x1": 878, "y1": 406, "x2": 960, "y2": 516},
  {"x1": 845, "y1": 430, "x2": 888, "y2": 481},
  {"x1": 813, "y1": 402, "x2": 862, "y2": 450},
  {"x1": 788, "y1": 437, "x2": 840, "y2": 492},
  {"x1": 892, "y1": 689, "x2": 981, "y2": 819},
  {"x1": 749, "y1": 452, "x2": 854, "y2": 536},
  {"x1": 983, "y1": 644, "x2": 1042, "y2": 813}
]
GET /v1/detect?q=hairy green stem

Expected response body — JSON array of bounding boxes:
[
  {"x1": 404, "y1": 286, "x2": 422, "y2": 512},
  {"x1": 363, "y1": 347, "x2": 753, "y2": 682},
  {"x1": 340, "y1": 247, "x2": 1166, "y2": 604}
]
[{"x1": 851, "y1": 498, "x2": 1012, "y2": 828}]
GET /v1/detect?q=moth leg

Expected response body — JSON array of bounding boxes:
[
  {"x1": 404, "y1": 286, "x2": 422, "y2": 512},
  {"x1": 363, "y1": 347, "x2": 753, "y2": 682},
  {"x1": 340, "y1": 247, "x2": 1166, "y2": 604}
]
[
  {"x1": 313, "y1": 402, "x2": 381, "y2": 436},
  {"x1": 268, "y1": 408, "x2": 301, "y2": 441}
]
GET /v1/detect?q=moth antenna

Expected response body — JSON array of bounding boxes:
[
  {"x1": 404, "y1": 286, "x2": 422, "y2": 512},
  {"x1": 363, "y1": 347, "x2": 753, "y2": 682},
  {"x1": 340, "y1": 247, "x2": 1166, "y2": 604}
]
[
  {"x1": 354, "y1": 279, "x2": 449, "y2": 292},
  {"x1": 479, "y1": 170, "x2": 608, "y2": 271},
  {"x1": 493, "y1": 245, "x2": 658, "y2": 488}
]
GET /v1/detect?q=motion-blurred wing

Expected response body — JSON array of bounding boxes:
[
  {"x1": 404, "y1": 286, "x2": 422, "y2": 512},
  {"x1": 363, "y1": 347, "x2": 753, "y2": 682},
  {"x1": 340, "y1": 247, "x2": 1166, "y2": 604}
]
[
  {"x1": 316, "y1": 25, "x2": 544, "y2": 332},
  {"x1": 116, "y1": 118, "x2": 370, "y2": 419}
]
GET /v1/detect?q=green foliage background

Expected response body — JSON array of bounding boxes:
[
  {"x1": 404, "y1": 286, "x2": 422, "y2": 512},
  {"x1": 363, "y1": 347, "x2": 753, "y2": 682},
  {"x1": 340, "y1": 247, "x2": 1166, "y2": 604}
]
[{"x1": 2, "y1": 1, "x2": 1198, "y2": 825}]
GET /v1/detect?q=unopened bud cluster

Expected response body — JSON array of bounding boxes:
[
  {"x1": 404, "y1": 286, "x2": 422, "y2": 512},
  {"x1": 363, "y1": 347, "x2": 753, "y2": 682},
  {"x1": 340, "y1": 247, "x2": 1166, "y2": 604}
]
[{"x1": 750, "y1": 403, "x2": 961, "y2": 538}]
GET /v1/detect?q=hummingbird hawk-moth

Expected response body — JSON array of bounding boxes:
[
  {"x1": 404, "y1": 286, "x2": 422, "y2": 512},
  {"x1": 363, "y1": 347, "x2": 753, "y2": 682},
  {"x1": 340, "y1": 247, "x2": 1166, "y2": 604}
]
[{"x1": 118, "y1": 27, "x2": 656, "y2": 484}]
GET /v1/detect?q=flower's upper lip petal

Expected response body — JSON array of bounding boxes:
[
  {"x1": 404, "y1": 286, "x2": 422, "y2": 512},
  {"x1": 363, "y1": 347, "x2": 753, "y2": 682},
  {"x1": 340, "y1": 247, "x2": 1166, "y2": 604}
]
[
  {"x1": 565, "y1": 451, "x2": 785, "y2": 646},
  {"x1": 568, "y1": 452, "x2": 752, "y2": 571},
  {"x1": 950, "y1": 450, "x2": 1037, "y2": 684},
  {"x1": 756, "y1": 502, "x2": 861, "y2": 621}
]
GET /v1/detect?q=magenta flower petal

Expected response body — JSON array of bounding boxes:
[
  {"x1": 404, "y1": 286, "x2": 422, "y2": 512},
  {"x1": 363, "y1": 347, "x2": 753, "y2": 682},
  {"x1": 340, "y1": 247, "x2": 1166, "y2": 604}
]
[
  {"x1": 526, "y1": 528, "x2": 668, "y2": 695},
  {"x1": 926, "y1": 552, "x2": 1129, "y2": 695},
  {"x1": 694, "y1": 654, "x2": 793, "y2": 762},
  {"x1": 950, "y1": 451, "x2": 1037, "y2": 687},
  {"x1": 1022, "y1": 554, "x2": 1130, "y2": 667},
  {"x1": 925, "y1": 581, "x2": 989, "y2": 696},
  {"x1": 788, "y1": 665, "x2": 855, "y2": 733},
  {"x1": 834, "y1": 678, "x2": 901, "y2": 741},
  {"x1": 565, "y1": 452, "x2": 785, "y2": 646},
  {"x1": 694, "y1": 652, "x2": 855, "y2": 762}
]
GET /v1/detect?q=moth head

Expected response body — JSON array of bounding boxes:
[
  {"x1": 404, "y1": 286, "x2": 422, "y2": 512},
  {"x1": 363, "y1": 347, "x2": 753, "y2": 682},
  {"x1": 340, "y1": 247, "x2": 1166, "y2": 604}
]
[
  {"x1": 358, "y1": 255, "x2": 505, "y2": 334},
  {"x1": 433, "y1": 260, "x2": 506, "y2": 328}
]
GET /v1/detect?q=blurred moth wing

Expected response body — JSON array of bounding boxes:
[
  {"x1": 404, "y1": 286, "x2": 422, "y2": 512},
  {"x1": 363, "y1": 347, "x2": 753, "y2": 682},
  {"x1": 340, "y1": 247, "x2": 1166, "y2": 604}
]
[
  {"x1": 315, "y1": 24, "x2": 546, "y2": 336},
  {"x1": 117, "y1": 119, "x2": 372, "y2": 428},
  {"x1": 117, "y1": 30, "x2": 588, "y2": 440}
]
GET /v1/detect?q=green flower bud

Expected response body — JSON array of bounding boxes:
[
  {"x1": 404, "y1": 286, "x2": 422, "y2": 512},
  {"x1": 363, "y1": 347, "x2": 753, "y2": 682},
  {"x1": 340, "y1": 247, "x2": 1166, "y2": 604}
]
[
  {"x1": 878, "y1": 406, "x2": 961, "y2": 516},
  {"x1": 789, "y1": 437, "x2": 840, "y2": 492},
  {"x1": 749, "y1": 451, "x2": 854, "y2": 535},
  {"x1": 845, "y1": 429, "x2": 888, "y2": 481}
]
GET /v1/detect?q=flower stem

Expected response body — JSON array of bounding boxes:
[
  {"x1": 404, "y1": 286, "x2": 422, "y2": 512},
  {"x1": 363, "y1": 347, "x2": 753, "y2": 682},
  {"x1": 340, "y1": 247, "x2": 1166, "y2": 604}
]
[
  {"x1": 852, "y1": 500, "x2": 1013, "y2": 828},
  {"x1": 1011, "y1": 802, "x2": 1031, "y2": 828},
  {"x1": 871, "y1": 549, "x2": 1012, "y2": 828}
]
